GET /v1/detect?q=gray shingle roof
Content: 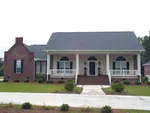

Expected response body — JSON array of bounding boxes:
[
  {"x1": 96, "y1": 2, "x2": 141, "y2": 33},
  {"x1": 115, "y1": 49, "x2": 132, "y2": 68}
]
[
  {"x1": 143, "y1": 60, "x2": 150, "y2": 66},
  {"x1": 28, "y1": 45, "x2": 46, "y2": 60},
  {"x1": 45, "y1": 31, "x2": 144, "y2": 51}
]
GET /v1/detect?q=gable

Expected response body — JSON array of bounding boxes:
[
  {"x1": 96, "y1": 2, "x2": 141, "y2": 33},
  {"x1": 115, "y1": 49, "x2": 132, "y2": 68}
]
[{"x1": 45, "y1": 31, "x2": 144, "y2": 51}]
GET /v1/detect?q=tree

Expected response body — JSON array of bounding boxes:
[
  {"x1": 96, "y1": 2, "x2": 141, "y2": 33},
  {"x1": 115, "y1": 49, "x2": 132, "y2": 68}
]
[
  {"x1": 0, "y1": 58, "x2": 4, "y2": 76},
  {"x1": 138, "y1": 36, "x2": 150, "y2": 63}
]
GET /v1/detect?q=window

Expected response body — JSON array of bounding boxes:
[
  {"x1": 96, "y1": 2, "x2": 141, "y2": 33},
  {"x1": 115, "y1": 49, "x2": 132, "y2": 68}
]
[
  {"x1": 14, "y1": 59, "x2": 23, "y2": 73},
  {"x1": 57, "y1": 56, "x2": 72, "y2": 73},
  {"x1": 114, "y1": 56, "x2": 128, "y2": 70}
]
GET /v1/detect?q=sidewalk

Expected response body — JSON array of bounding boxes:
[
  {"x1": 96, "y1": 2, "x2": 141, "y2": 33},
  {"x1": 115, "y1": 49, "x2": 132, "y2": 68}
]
[{"x1": 0, "y1": 92, "x2": 150, "y2": 110}]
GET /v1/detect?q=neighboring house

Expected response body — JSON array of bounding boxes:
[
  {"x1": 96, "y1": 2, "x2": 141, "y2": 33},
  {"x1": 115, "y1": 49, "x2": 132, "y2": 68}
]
[
  {"x1": 143, "y1": 61, "x2": 150, "y2": 81},
  {"x1": 4, "y1": 32, "x2": 144, "y2": 85}
]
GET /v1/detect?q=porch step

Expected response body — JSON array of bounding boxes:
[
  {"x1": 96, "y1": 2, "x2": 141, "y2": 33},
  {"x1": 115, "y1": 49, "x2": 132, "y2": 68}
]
[{"x1": 77, "y1": 75, "x2": 109, "y2": 85}]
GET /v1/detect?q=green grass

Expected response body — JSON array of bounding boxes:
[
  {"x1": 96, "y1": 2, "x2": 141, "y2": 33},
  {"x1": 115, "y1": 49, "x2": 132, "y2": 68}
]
[
  {"x1": 103, "y1": 86, "x2": 150, "y2": 96},
  {"x1": 128, "y1": 110, "x2": 150, "y2": 113},
  {"x1": 0, "y1": 83, "x2": 81, "y2": 93},
  {"x1": 0, "y1": 76, "x2": 3, "y2": 79}
]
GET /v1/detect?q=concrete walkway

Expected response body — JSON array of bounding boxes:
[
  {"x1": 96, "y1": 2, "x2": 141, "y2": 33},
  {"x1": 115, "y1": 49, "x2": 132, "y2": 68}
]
[
  {"x1": 0, "y1": 92, "x2": 150, "y2": 110},
  {"x1": 79, "y1": 85, "x2": 109, "y2": 95}
]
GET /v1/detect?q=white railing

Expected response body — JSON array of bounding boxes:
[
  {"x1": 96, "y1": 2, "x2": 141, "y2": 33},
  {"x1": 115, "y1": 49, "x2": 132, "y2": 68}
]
[
  {"x1": 109, "y1": 70, "x2": 138, "y2": 76},
  {"x1": 50, "y1": 69, "x2": 76, "y2": 77}
]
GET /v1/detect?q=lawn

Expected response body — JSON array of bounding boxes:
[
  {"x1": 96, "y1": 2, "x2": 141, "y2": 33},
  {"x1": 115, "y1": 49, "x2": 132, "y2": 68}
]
[
  {"x1": 0, "y1": 83, "x2": 82, "y2": 93},
  {"x1": 103, "y1": 85, "x2": 150, "y2": 96},
  {"x1": 0, "y1": 76, "x2": 3, "y2": 79}
]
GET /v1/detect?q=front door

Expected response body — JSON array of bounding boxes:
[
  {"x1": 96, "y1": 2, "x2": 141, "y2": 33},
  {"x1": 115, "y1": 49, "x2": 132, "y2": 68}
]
[{"x1": 89, "y1": 62, "x2": 95, "y2": 75}]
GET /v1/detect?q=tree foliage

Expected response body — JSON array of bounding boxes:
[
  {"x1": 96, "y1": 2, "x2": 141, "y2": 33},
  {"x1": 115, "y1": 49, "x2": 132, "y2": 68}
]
[
  {"x1": 138, "y1": 36, "x2": 150, "y2": 63},
  {"x1": 0, "y1": 58, "x2": 4, "y2": 76}
]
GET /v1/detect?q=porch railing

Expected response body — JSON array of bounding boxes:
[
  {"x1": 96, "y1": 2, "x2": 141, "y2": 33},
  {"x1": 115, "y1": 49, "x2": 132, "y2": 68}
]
[
  {"x1": 50, "y1": 69, "x2": 76, "y2": 77},
  {"x1": 109, "y1": 70, "x2": 138, "y2": 76}
]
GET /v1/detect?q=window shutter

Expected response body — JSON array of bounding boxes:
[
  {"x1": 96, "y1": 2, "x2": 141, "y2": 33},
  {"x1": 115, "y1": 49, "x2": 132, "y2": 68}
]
[
  {"x1": 127, "y1": 62, "x2": 129, "y2": 70},
  {"x1": 21, "y1": 60, "x2": 24, "y2": 73},
  {"x1": 70, "y1": 61, "x2": 73, "y2": 69},
  {"x1": 57, "y1": 62, "x2": 59, "y2": 69},
  {"x1": 113, "y1": 62, "x2": 115, "y2": 70},
  {"x1": 14, "y1": 60, "x2": 16, "y2": 73}
]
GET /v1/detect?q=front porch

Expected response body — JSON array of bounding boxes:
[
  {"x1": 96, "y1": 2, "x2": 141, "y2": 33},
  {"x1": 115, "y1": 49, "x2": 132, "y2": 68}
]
[{"x1": 46, "y1": 52, "x2": 141, "y2": 84}]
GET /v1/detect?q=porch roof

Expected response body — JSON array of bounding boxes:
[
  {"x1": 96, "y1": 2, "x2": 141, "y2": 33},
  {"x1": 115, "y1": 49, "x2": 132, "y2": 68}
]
[{"x1": 45, "y1": 31, "x2": 144, "y2": 51}]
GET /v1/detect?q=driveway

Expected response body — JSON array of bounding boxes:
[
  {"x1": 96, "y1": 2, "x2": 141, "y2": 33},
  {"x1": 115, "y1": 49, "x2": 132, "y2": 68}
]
[
  {"x1": 79, "y1": 85, "x2": 110, "y2": 95},
  {"x1": 0, "y1": 93, "x2": 150, "y2": 110}
]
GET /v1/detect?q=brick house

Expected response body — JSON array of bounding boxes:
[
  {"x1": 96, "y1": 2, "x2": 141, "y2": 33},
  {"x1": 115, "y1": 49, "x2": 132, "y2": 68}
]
[{"x1": 4, "y1": 31, "x2": 144, "y2": 85}]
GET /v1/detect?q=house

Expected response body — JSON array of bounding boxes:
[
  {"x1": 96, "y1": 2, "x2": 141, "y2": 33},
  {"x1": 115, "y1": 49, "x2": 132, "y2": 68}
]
[
  {"x1": 4, "y1": 32, "x2": 144, "y2": 85},
  {"x1": 143, "y1": 61, "x2": 150, "y2": 81}
]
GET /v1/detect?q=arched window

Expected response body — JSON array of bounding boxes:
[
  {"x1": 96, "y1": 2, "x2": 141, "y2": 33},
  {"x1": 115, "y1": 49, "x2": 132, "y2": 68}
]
[
  {"x1": 60, "y1": 56, "x2": 69, "y2": 61},
  {"x1": 88, "y1": 56, "x2": 97, "y2": 61},
  {"x1": 57, "y1": 56, "x2": 72, "y2": 73},
  {"x1": 116, "y1": 56, "x2": 126, "y2": 61},
  {"x1": 113, "y1": 56, "x2": 129, "y2": 71}
]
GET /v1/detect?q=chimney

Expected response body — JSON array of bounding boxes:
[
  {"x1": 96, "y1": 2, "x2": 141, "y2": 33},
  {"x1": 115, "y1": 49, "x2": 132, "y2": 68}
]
[{"x1": 16, "y1": 37, "x2": 23, "y2": 44}]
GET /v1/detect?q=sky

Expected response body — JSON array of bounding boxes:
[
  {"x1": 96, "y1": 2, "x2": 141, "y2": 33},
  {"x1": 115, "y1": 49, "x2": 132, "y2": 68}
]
[{"x1": 0, "y1": 0, "x2": 150, "y2": 57}]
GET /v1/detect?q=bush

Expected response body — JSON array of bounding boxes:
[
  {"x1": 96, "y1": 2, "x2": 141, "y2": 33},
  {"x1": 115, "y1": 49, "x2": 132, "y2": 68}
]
[
  {"x1": 67, "y1": 79, "x2": 74, "y2": 83},
  {"x1": 60, "y1": 104, "x2": 69, "y2": 111},
  {"x1": 143, "y1": 76, "x2": 149, "y2": 83},
  {"x1": 123, "y1": 80, "x2": 130, "y2": 85},
  {"x1": 3, "y1": 79, "x2": 8, "y2": 82},
  {"x1": 64, "y1": 82, "x2": 74, "y2": 91},
  {"x1": 147, "y1": 81, "x2": 150, "y2": 85},
  {"x1": 24, "y1": 79, "x2": 29, "y2": 83},
  {"x1": 113, "y1": 80, "x2": 120, "y2": 83},
  {"x1": 13, "y1": 80, "x2": 20, "y2": 82},
  {"x1": 22, "y1": 102, "x2": 32, "y2": 109},
  {"x1": 134, "y1": 81, "x2": 141, "y2": 85},
  {"x1": 101, "y1": 105, "x2": 112, "y2": 113},
  {"x1": 37, "y1": 78, "x2": 44, "y2": 83},
  {"x1": 111, "y1": 83, "x2": 124, "y2": 93},
  {"x1": 46, "y1": 80, "x2": 54, "y2": 84},
  {"x1": 57, "y1": 80, "x2": 64, "y2": 83},
  {"x1": 36, "y1": 73, "x2": 45, "y2": 82}
]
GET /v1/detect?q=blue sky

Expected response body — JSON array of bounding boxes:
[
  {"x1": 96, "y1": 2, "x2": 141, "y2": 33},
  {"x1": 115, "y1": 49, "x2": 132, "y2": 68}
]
[{"x1": 0, "y1": 0, "x2": 150, "y2": 57}]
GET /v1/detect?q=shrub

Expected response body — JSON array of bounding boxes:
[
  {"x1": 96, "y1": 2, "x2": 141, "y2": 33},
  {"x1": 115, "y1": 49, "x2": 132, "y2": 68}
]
[
  {"x1": 67, "y1": 79, "x2": 74, "y2": 83},
  {"x1": 123, "y1": 80, "x2": 130, "y2": 85},
  {"x1": 37, "y1": 78, "x2": 44, "y2": 83},
  {"x1": 36, "y1": 73, "x2": 45, "y2": 82},
  {"x1": 57, "y1": 80, "x2": 64, "y2": 83},
  {"x1": 134, "y1": 81, "x2": 141, "y2": 85},
  {"x1": 64, "y1": 82, "x2": 74, "y2": 91},
  {"x1": 143, "y1": 76, "x2": 149, "y2": 83},
  {"x1": 113, "y1": 80, "x2": 120, "y2": 83},
  {"x1": 3, "y1": 79, "x2": 8, "y2": 82},
  {"x1": 22, "y1": 102, "x2": 32, "y2": 109},
  {"x1": 13, "y1": 80, "x2": 20, "y2": 82},
  {"x1": 111, "y1": 83, "x2": 124, "y2": 93},
  {"x1": 147, "y1": 81, "x2": 150, "y2": 85},
  {"x1": 24, "y1": 79, "x2": 29, "y2": 83},
  {"x1": 60, "y1": 104, "x2": 69, "y2": 111},
  {"x1": 101, "y1": 105, "x2": 112, "y2": 113},
  {"x1": 46, "y1": 80, "x2": 54, "y2": 84}
]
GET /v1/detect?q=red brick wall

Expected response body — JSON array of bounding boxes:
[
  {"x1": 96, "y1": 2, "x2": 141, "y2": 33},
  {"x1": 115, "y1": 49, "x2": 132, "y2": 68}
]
[
  {"x1": 144, "y1": 65, "x2": 150, "y2": 75},
  {"x1": 4, "y1": 37, "x2": 35, "y2": 81}
]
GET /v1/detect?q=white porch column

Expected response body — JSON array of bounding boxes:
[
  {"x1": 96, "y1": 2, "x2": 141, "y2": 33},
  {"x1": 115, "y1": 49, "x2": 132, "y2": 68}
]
[
  {"x1": 47, "y1": 52, "x2": 50, "y2": 80},
  {"x1": 75, "y1": 53, "x2": 79, "y2": 84},
  {"x1": 106, "y1": 53, "x2": 110, "y2": 74},
  {"x1": 137, "y1": 54, "x2": 141, "y2": 82}
]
